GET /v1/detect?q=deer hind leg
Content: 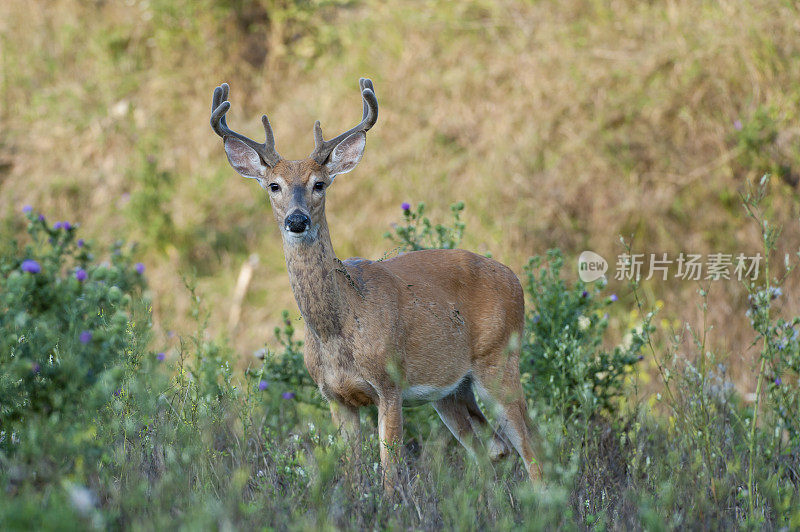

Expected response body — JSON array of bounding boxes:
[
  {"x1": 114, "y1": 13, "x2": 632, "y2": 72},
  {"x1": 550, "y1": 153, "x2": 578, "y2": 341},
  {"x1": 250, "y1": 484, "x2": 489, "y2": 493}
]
[
  {"x1": 433, "y1": 384, "x2": 480, "y2": 458},
  {"x1": 433, "y1": 378, "x2": 513, "y2": 461},
  {"x1": 473, "y1": 353, "x2": 542, "y2": 482},
  {"x1": 459, "y1": 380, "x2": 514, "y2": 461}
]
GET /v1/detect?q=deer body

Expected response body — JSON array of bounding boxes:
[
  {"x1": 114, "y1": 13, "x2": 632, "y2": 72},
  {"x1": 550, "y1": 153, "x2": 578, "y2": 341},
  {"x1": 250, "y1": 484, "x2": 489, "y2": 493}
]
[
  {"x1": 292, "y1": 244, "x2": 523, "y2": 407},
  {"x1": 211, "y1": 79, "x2": 541, "y2": 492}
]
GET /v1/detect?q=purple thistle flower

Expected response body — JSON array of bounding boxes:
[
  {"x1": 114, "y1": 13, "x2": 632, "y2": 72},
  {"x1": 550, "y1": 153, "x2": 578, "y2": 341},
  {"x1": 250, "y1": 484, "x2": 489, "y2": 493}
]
[
  {"x1": 775, "y1": 377, "x2": 782, "y2": 386},
  {"x1": 54, "y1": 222, "x2": 63, "y2": 230},
  {"x1": 38, "y1": 214, "x2": 45, "y2": 222},
  {"x1": 734, "y1": 119, "x2": 743, "y2": 131},
  {"x1": 135, "y1": 263, "x2": 145, "y2": 275},
  {"x1": 258, "y1": 380, "x2": 269, "y2": 391},
  {"x1": 63, "y1": 221, "x2": 72, "y2": 231},
  {"x1": 610, "y1": 294, "x2": 618, "y2": 302},
  {"x1": 581, "y1": 290, "x2": 589, "y2": 298},
  {"x1": 401, "y1": 202, "x2": 411, "y2": 212},
  {"x1": 21, "y1": 260, "x2": 41, "y2": 274},
  {"x1": 282, "y1": 391, "x2": 295, "y2": 400},
  {"x1": 77, "y1": 238, "x2": 85, "y2": 248},
  {"x1": 75, "y1": 268, "x2": 87, "y2": 281},
  {"x1": 79, "y1": 330, "x2": 92, "y2": 344},
  {"x1": 22, "y1": 205, "x2": 33, "y2": 213},
  {"x1": 156, "y1": 352, "x2": 166, "y2": 361}
]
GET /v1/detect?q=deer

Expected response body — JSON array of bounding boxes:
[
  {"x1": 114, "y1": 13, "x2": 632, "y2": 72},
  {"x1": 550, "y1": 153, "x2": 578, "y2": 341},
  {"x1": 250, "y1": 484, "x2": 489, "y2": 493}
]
[{"x1": 210, "y1": 78, "x2": 542, "y2": 492}]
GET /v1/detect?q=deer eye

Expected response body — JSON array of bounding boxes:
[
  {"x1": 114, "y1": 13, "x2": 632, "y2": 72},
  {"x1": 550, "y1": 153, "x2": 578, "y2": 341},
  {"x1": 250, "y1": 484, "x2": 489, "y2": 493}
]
[
  {"x1": 269, "y1": 183, "x2": 281, "y2": 193},
  {"x1": 313, "y1": 181, "x2": 325, "y2": 192}
]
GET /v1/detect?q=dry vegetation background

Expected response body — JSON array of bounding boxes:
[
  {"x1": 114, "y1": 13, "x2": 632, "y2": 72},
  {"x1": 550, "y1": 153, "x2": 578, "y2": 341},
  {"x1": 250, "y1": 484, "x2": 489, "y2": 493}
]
[{"x1": 2, "y1": 0, "x2": 800, "y2": 388}]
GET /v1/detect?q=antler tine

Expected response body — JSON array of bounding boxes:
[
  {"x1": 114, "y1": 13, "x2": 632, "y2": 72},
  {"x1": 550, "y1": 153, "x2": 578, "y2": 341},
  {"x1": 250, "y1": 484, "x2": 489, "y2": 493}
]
[
  {"x1": 359, "y1": 78, "x2": 374, "y2": 120},
  {"x1": 310, "y1": 78, "x2": 378, "y2": 165},
  {"x1": 210, "y1": 83, "x2": 281, "y2": 166}
]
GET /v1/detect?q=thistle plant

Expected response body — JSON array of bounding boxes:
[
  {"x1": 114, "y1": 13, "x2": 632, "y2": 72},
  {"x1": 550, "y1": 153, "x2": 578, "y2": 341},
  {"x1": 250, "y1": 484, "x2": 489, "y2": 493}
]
[
  {"x1": 0, "y1": 207, "x2": 148, "y2": 429},
  {"x1": 385, "y1": 201, "x2": 466, "y2": 252},
  {"x1": 740, "y1": 174, "x2": 800, "y2": 521}
]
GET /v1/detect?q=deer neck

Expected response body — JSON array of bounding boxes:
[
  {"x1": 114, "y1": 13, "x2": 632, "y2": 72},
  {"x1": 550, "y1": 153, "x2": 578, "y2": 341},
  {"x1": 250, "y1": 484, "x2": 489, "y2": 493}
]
[{"x1": 282, "y1": 221, "x2": 347, "y2": 341}]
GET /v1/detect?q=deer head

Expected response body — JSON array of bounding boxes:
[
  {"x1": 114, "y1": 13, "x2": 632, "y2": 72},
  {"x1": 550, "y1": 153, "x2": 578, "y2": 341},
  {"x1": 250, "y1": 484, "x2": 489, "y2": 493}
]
[{"x1": 210, "y1": 79, "x2": 378, "y2": 243}]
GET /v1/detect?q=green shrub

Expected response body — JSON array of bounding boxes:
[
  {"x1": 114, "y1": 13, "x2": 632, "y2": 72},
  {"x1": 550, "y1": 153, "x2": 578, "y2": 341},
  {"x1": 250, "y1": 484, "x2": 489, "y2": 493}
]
[
  {"x1": 249, "y1": 310, "x2": 326, "y2": 409},
  {"x1": 0, "y1": 208, "x2": 148, "y2": 429},
  {"x1": 521, "y1": 249, "x2": 647, "y2": 420},
  {"x1": 0, "y1": 207, "x2": 154, "y2": 529}
]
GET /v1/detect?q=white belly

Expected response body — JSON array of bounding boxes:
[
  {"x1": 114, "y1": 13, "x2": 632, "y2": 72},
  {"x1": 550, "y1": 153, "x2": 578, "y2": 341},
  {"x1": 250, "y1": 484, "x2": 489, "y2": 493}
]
[{"x1": 402, "y1": 380, "x2": 463, "y2": 404}]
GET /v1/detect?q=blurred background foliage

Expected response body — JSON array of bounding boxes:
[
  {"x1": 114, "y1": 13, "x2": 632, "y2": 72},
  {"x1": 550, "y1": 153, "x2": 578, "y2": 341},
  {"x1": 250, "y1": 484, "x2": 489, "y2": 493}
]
[{"x1": 2, "y1": 0, "x2": 800, "y2": 385}]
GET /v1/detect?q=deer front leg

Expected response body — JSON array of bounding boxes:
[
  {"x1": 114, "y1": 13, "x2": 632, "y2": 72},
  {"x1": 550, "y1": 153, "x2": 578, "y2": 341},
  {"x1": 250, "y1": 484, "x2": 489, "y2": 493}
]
[
  {"x1": 330, "y1": 402, "x2": 361, "y2": 461},
  {"x1": 377, "y1": 393, "x2": 403, "y2": 494}
]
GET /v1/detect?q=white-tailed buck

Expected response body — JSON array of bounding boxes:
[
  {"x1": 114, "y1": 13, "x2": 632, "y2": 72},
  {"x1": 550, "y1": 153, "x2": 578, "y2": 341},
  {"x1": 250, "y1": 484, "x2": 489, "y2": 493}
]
[{"x1": 210, "y1": 79, "x2": 541, "y2": 491}]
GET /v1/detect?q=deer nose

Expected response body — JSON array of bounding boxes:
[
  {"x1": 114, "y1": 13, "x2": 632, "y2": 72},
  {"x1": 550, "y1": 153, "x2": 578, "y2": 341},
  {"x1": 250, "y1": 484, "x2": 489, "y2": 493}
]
[{"x1": 285, "y1": 211, "x2": 310, "y2": 233}]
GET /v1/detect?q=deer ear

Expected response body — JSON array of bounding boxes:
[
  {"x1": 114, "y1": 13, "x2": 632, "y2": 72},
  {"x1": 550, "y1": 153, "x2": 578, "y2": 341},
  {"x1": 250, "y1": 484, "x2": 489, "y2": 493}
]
[
  {"x1": 325, "y1": 132, "x2": 365, "y2": 177},
  {"x1": 224, "y1": 137, "x2": 267, "y2": 180}
]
